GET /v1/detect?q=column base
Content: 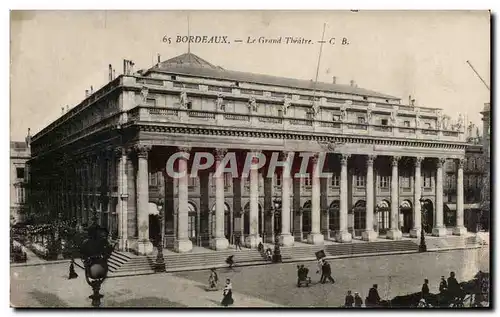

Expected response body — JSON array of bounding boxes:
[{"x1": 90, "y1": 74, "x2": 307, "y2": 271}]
[
  {"x1": 279, "y1": 233, "x2": 295, "y2": 246},
  {"x1": 174, "y1": 239, "x2": 193, "y2": 253},
  {"x1": 244, "y1": 234, "x2": 262, "y2": 249},
  {"x1": 452, "y1": 226, "x2": 467, "y2": 236},
  {"x1": 362, "y1": 230, "x2": 378, "y2": 242},
  {"x1": 117, "y1": 238, "x2": 128, "y2": 251},
  {"x1": 432, "y1": 227, "x2": 447, "y2": 237},
  {"x1": 386, "y1": 229, "x2": 403, "y2": 240},
  {"x1": 210, "y1": 237, "x2": 229, "y2": 251},
  {"x1": 136, "y1": 240, "x2": 154, "y2": 255},
  {"x1": 322, "y1": 229, "x2": 331, "y2": 240},
  {"x1": 336, "y1": 231, "x2": 352, "y2": 243},
  {"x1": 307, "y1": 232, "x2": 324, "y2": 245},
  {"x1": 409, "y1": 228, "x2": 421, "y2": 238}
]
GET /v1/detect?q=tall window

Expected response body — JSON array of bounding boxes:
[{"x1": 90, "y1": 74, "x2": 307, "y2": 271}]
[
  {"x1": 423, "y1": 171, "x2": 432, "y2": 188},
  {"x1": 355, "y1": 175, "x2": 366, "y2": 187},
  {"x1": 354, "y1": 201, "x2": 366, "y2": 230},
  {"x1": 188, "y1": 176, "x2": 197, "y2": 188},
  {"x1": 274, "y1": 173, "x2": 283, "y2": 187},
  {"x1": 224, "y1": 173, "x2": 232, "y2": 188},
  {"x1": 304, "y1": 174, "x2": 312, "y2": 187},
  {"x1": 16, "y1": 167, "x2": 25, "y2": 179},
  {"x1": 149, "y1": 172, "x2": 159, "y2": 186},
  {"x1": 447, "y1": 173, "x2": 456, "y2": 190},
  {"x1": 329, "y1": 201, "x2": 340, "y2": 231},
  {"x1": 16, "y1": 186, "x2": 25, "y2": 204},
  {"x1": 400, "y1": 172, "x2": 410, "y2": 188},
  {"x1": 188, "y1": 215, "x2": 196, "y2": 238},
  {"x1": 379, "y1": 176, "x2": 390, "y2": 189},
  {"x1": 306, "y1": 112, "x2": 313, "y2": 120},
  {"x1": 330, "y1": 174, "x2": 339, "y2": 187}
]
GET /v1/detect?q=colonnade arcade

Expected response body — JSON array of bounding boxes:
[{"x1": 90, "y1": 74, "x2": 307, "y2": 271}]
[{"x1": 46, "y1": 145, "x2": 467, "y2": 255}]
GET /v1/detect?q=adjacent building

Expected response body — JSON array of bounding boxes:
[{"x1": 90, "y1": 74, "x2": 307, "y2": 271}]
[
  {"x1": 10, "y1": 140, "x2": 30, "y2": 224},
  {"x1": 28, "y1": 53, "x2": 469, "y2": 255}
]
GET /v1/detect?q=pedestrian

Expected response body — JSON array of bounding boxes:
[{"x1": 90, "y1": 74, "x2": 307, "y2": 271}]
[
  {"x1": 439, "y1": 276, "x2": 448, "y2": 294},
  {"x1": 366, "y1": 284, "x2": 381, "y2": 307},
  {"x1": 234, "y1": 235, "x2": 242, "y2": 250},
  {"x1": 208, "y1": 268, "x2": 218, "y2": 290},
  {"x1": 354, "y1": 292, "x2": 363, "y2": 307},
  {"x1": 317, "y1": 257, "x2": 325, "y2": 282},
  {"x1": 226, "y1": 255, "x2": 234, "y2": 269},
  {"x1": 321, "y1": 261, "x2": 335, "y2": 284},
  {"x1": 447, "y1": 271, "x2": 460, "y2": 300},
  {"x1": 68, "y1": 259, "x2": 78, "y2": 279},
  {"x1": 221, "y1": 279, "x2": 234, "y2": 307},
  {"x1": 344, "y1": 290, "x2": 354, "y2": 307},
  {"x1": 258, "y1": 241, "x2": 264, "y2": 253},
  {"x1": 422, "y1": 278, "x2": 430, "y2": 300}
]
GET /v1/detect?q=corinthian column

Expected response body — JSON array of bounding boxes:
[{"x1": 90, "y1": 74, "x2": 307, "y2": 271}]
[
  {"x1": 410, "y1": 157, "x2": 423, "y2": 238},
  {"x1": 280, "y1": 151, "x2": 294, "y2": 246},
  {"x1": 307, "y1": 153, "x2": 324, "y2": 245},
  {"x1": 245, "y1": 150, "x2": 262, "y2": 248},
  {"x1": 453, "y1": 158, "x2": 467, "y2": 235},
  {"x1": 174, "y1": 147, "x2": 193, "y2": 252},
  {"x1": 211, "y1": 148, "x2": 229, "y2": 250},
  {"x1": 387, "y1": 156, "x2": 402, "y2": 240},
  {"x1": 362, "y1": 155, "x2": 378, "y2": 241},
  {"x1": 116, "y1": 147, "x2": 129, "y2": 251},
  {"x1": 432, "y1": 158, "x2": 447, "y2": 236},
  {"x1": 135, "y1": 144, "x2": 153, "y2": 255},
  {"x1": 336, "y1": 154, "x2": 352, "y2": 242}
]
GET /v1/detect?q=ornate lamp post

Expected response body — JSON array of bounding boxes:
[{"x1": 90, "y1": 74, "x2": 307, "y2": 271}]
[
  {"x1": 418, "y1": 195, "x2": 427, "y2": 252},
  {"x1": 155, "y1": 201, "x2": 166, "y2": 272},
  {"x1": 79, "y1": 218, "x2": 114, "y2": 307},
  {"x1": 272, "y1": 197, "x2": 282, "y2": 263}
]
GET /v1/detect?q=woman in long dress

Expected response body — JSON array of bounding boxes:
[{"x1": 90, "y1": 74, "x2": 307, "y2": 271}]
[
  {"x1": 221, "y1": 279, "x2": 234, "y2": 307},
  {"x1": 208, "y1": 268, "x2": 218, "y2": 290}
]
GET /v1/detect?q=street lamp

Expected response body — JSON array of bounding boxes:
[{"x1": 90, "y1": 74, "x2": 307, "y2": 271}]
[
  {"x1": 271, "y1": 197, "x2": 282, "y2": 263},
  {"x1": 155, "y1": 201, "x2": 166, "y2": 273},
  {"x1": 418, "y1": 195, "x2": 427, "y2": 252},
  {"x1": 79, "y1": 219, "x2": 114, "y2": 307}
]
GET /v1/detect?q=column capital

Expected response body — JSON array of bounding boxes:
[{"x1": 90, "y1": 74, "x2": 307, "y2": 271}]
[
  {"x1": 340, "y1": 154, "x2": 350, "y2": 165},
  {"x1": 366, "y1": 155, "x2": 377, "y2": 166},
  {"x1": 178, "y1": 146, "x2": 191, "y2": 153},
  {"x1": 280, "y1": 151, "x2": 294, "y2": 160},
  {"x1": 414, "y1": 156, "x2": 424, "y2": 167},
  {"x1": 134, "y1": 144, "x2": 152, "y2": 159},
  {"x1": 311, "y1": 153, "x2": 320, "y2": 164},
  {"x1": 436, "y1": 157, "x2": 447, "y2": 168},
  {"x1": 214, "y1": 148, "x2": 227, "y2": 161},
  {"x1": 114, "y1": 146, "x2": 127, "y2": 158},
  {"x1": 456, "y1": 158, "x2": 465, "y2": 169},
  {"x1": 392, "y1": 156, "x2": 401, "y2": 166},
  {"x1": 249, "y1": 150, "x2": 262, "y2": 165}
]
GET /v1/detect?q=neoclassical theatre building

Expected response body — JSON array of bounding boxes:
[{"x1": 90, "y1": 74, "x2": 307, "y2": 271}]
[{"x1": 28, "y1": 53, "x2": 469, "y2": 255}]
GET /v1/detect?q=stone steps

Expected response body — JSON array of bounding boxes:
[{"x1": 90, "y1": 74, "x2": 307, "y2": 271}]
[{"x1": 107, "y1": 239, "x2": 421, "y2": 276}]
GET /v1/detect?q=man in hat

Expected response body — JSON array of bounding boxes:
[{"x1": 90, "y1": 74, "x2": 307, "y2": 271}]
[
  {"x1": 366, "y1": 284, "x2": 381, "y2": 307},
  {"x1": 354, "y1": 292, "x2": 363, "y2": 307},
  {"x1": 344, "y1": 290, "x2": 354, "y2": 307}
]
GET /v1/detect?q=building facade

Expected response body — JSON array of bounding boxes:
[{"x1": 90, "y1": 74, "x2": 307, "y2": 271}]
[
  {"x1": 10, "y1": 141, "x2": 30, "y2": 224},
  {"x1": 28, "y1": 53, "x2": 469, "y2": 255}
]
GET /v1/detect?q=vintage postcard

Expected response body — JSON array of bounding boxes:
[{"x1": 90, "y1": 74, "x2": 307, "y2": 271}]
[{"x1": 9, "y1": 10, "x2": 490, "y2": 308}]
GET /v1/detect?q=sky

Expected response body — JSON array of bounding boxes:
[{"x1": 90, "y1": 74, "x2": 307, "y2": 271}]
[{"x1": 10, "y1": 10, "x2": 490, "y2": 141}]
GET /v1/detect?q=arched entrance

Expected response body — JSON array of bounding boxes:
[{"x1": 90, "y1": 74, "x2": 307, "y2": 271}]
[
  {"x1": 422, "y1": 199, "x2": 434, "y2": 233},
  {"x1": 302, "y1": 201, "x2": 312, "y2": 236},
  {"x1": 329, "y1": 200, "x2": 340, "y2": 236},
  {"x1": 400, "y1": 200, "x2": 413, "y2": 234},
  {"x1": 353, "y1": 200, "x2": 366, "y2": 236},
  {"x1": 376, "y1": 200, "x2": 390, "y2": 234},
  {"x1": 210, "y1": 202, "x2": 231, "y2": 240},
  {"x1": 243, "y1": 202, "x2": 262, "y2": 236}
]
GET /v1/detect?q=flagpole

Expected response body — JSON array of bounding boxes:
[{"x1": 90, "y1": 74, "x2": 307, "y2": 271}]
[
  {"x1": 187, "y1": 13, "x2": 191, "y2": 54},
  {"x1": 313, "y1": 23, "x2": 327, "y2": 96}
]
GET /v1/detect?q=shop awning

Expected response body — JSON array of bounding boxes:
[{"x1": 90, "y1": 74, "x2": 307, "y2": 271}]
[{"x1": 445, "y1": 203, "x2": 481, "y2": 211}]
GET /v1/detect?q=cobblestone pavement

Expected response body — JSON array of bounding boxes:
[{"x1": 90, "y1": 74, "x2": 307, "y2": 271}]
[
  {"x1": 175, "y1": 247, "x2": 490, "y2": 307},
  {"x1": 10, "y1": 247, "x2": 489, "y2": 308}
]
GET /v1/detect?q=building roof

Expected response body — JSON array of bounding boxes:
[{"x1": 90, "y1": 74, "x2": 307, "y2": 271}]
[
  {"x1": 10, "y1": 141, "x2": 28, "y2": 150},
  {"x1": 146, "y1": 52, "x2": 400, "y2": 100}
]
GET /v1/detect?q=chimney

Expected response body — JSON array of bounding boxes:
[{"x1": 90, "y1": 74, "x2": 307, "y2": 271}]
[
  {"x1": 61, "y1": 107, "x2": 65, "y2": 115},
  {"x1": 332, "y1": 76, "x2": 337, "y2": 84},
  {"x1": 129, "y1": 61, "x2": 135, "y2": 74},
  {"x1": 108, "y1": 64, "x2": 113, "y2": 81},
  {"x1": 350, "y1": 80, "x2": 355, "y2": 87},
  {"x1": 157, "y1": 54, "x2": 161, "y2": 64},
  {"x1": 408, "y1": 95, "x2": 412, "y2": 105},
  {"x1": 113, "y1": 69, "x2": 116, "y2": 79},
  {"x1": 123, "y1": 59, "x2": 128, "y2": 75},
  {"x1": 85, "y1": 89, "x2": 89, "y2": 97}
]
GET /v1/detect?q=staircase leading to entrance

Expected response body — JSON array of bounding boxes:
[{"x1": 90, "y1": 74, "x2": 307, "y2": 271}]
[{"x1": 106, "y1": 238, "x2": 456, "y2": 276}]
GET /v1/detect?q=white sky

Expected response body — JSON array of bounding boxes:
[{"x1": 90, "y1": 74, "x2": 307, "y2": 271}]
[{"x1": 10, "y1": 10, "x2": 490, "y2": 140}]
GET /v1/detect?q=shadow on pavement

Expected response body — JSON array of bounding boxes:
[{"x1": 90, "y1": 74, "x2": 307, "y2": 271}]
[
  {"x1": 28, "y1": 290, "x2": 68, "y2": 308},
  {"x1": 106, "y1": 296, "x2": 186, "y2": 307}
]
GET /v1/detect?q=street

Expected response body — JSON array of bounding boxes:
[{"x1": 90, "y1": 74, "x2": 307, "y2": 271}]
[{"x1": 10, "y1": 247, "x2": 489, "y2": 307}]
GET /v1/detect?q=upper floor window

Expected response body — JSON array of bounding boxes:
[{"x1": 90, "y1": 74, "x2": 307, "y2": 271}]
[
  {"x1": 16, "y1": 168, "x2": 25, "y2": 179},
  {"x1": 331, "y1": 174, "x2": 339, "y2": 187},
  {"x1": 400, "y1": 172, "x2": 411, "y2": 188},
  {"x1": 186, "y1": 101, "x2": 193, "y2": 110},
  {"x1": 403, "y1": 120, "x2": 410, "y2": 127},
  {"x1": 379, "y1": 176, "x2": 390, "y2": 189},
  {"x1": 304, "y1": 174, "x2": 312, "y2": 187},
  {"x1": 188, "y1": 176, "x2": 197, "y2": 188},
  {"x1": 274, "y1": 173, "x2": 282, "y2": 187},
  {"x1": 355, "y1": 175, "x2": 366, "y2": 187},
  {"x1": 357, "y1": 116, "x2": 365, "y2": 124},
  {"x1": 149, "y1": 172, "x2": 159, "y2": 186},
  {"x1": 277, "y1": 109, "x2": 283, "y2": 117},
  {"x1": 381, "y1": 118, "x2": 388, "y2": 126},
  {"x1": 425, "y1": 122, "x2": 432, "y2": 129},
  {"x1": 224, "y1": 173, "x2": 232, "y2": 188},
  {"x1": 306, "y1": 112, "x2": 314, "y2": 120},
  {"x1": 332, "y1": 114, "x2": 341, "y2": 122},
  {"x1": 423, "y1": 171, "x2": 432, "y2": 188}
]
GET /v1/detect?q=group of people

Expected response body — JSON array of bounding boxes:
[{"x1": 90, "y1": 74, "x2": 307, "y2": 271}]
[
  {"x1": 295, "y1": 257, "x2": 335, "y2": 287},
  {"x1": 344, "y1": 284, "x2": 381, "y2": 307},
  {"x1": 208, "y1": 268, "x2": 234, "y2": 307},
  {"x1": 257, "y1": 242, "x2": 274, "y2": 261}
]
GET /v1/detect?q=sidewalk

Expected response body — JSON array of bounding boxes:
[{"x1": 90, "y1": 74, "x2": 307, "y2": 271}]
[{"x1": 10, "y1": 242, "x2": 70, "y2": 268}]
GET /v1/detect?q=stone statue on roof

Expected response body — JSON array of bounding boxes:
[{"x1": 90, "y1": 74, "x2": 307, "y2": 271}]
[
  {"x1": 312, "y1": 99, "x2": 320, "y2": 118},
  {"x1": 390, "y1": 111, "x2": 397, "y2": 126},
  {"x1": 216, "y1": 93, "x2": 224, "y2": 111},
  {"x1": 340, "y1": 104, "x2": 347, "y2": 122},
  {"x1": 441, "y1": 114, "x2": 450, "y2": 130},
  {"x1": 141, "y1": 86, "x2": 149, "y2": 103},
  {"x1": 283, "y1": 97, "x2": 291, "y2": 116},
  {"x1": 248, "y1": 97, "x2": 258, "y2": 112},
  {"x1": 179, "y1": 89, "x2": 188, "y2": 109},
  {"x1": 457, "y1": 113, "x2": 464, "y2": 131}
]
